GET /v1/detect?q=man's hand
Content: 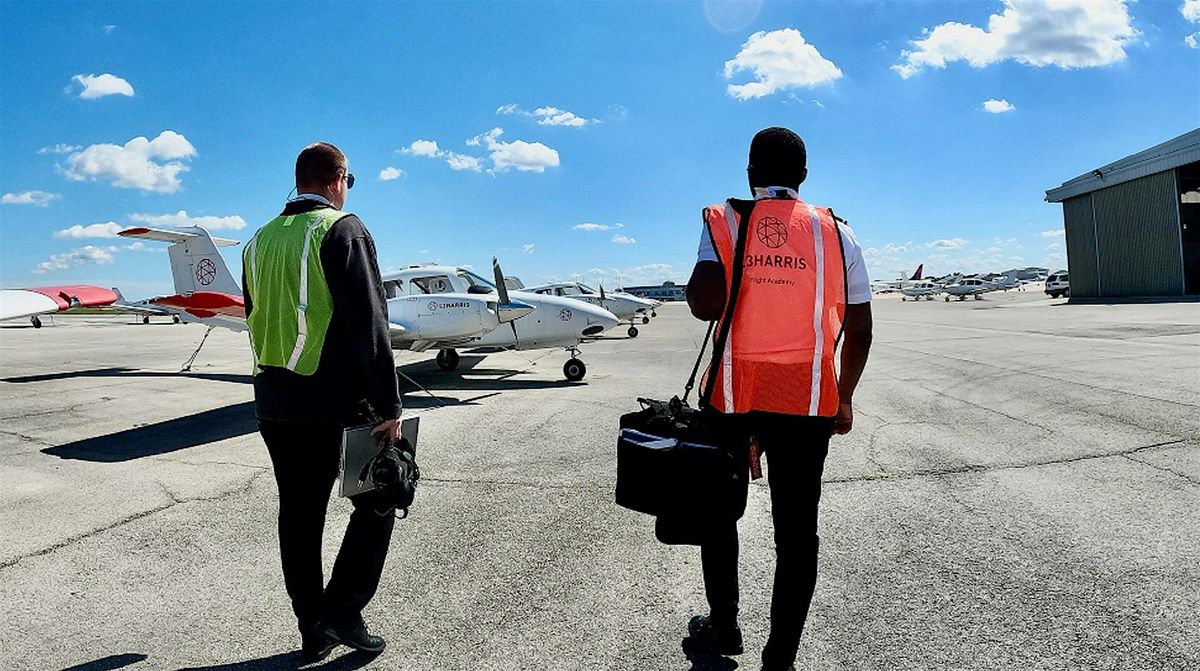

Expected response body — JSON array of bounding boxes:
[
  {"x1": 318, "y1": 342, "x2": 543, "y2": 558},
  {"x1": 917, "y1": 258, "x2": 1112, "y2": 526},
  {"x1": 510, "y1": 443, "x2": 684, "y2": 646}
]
[
  {"x1": 370, "y1": 418, "x2": 402, "y2": 446},
  {"x1": 831, "y1": 402, "x2": 853, "y2": 435}
]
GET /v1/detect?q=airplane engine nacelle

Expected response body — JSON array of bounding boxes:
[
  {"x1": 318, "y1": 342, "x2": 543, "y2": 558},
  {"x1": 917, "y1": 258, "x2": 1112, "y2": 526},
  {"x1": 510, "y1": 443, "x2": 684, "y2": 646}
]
[{"x1": 389, "y1": 294, "x2": 493, "y2": 339}]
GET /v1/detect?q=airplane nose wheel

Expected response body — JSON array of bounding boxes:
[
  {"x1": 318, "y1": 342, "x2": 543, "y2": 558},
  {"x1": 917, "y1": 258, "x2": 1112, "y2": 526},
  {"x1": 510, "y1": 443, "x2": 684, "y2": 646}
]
[
  {"x1": 627, "y1": 326, "x2": 639, "y2": 338},
  {"x1": 563, "y1": 358, "x2": 587, "y2": 382},
  {"x1": 436, "y1": 348, "x2": 461, "y2": 371}
]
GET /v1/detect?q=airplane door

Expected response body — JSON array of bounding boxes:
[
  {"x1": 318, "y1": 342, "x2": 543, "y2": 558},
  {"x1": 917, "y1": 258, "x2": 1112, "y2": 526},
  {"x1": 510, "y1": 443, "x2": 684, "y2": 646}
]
[{"x1": 1178, "y1": 162, "x2": 1200, "y2": 295}]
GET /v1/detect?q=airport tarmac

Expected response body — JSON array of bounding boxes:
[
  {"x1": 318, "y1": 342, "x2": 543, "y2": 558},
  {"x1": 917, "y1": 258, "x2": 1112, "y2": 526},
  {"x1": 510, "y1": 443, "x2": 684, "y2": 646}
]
[{"x1": 1, "y1": 290, "x2": 1197, "y2": 671}]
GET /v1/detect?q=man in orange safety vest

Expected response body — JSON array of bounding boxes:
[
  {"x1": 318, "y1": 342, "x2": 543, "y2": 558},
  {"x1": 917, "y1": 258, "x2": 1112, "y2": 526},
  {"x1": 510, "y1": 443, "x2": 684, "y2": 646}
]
[{"x1": 685, "y1": 127, "x2": 874, "y2": 671}]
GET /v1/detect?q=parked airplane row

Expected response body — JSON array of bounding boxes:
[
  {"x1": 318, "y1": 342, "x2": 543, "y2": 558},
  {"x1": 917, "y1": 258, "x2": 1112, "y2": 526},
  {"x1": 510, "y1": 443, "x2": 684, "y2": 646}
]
[
  {"x1": 871, "y1": 264, "x2": 1050, "y2": 302},
  {"x1": 0, "y1": 225, "x2": 662, "y2": 381}
]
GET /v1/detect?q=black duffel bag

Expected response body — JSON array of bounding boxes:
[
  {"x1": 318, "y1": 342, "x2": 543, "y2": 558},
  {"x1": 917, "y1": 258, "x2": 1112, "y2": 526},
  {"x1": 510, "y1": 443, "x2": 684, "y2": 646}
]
[{"x1": 614, "y1": 198, "x2": 755, "y2": 545}]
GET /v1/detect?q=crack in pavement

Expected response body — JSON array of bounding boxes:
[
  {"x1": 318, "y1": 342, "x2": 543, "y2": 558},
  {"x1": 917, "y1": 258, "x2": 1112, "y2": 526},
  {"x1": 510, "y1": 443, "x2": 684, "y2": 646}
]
[
  {"x1": 1121, "y1": 453, "x2": 1200, "y2": 486},
  {"x1": 0, "y1": 469, "x2": 270, "y2": 572},
  {"x1": 824, "y1": 439, "x2": 1190, "y2": 485}
]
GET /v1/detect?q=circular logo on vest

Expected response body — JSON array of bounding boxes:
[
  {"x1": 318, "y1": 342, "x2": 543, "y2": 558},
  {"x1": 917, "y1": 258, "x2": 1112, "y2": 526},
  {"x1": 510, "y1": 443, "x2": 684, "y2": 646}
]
[
  {"x1": 559, "y1": 308, "x2": 573, "y2": 322},
  {"x1": 427, "y1": 301, "x2": 438, "y2": 312},
  {"x1": 195, "y1": 258, "x2": 217, "y2": 286},
  {"x1": 756, "y1": 217, "x2": 788, "y2": 249}
]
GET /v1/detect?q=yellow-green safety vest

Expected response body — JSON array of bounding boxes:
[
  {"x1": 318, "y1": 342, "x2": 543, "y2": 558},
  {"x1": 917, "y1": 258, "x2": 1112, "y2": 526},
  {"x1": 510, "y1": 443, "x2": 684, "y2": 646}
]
[{"x1": 243, "y1": 207, "x2": 346, "y2": 375}]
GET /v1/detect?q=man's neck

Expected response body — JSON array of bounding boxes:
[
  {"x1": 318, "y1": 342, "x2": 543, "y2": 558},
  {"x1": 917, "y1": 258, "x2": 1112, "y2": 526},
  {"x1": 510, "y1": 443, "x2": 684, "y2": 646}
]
[{"x1": 291, "y1": 191, "x2": 333, "y2": 206}]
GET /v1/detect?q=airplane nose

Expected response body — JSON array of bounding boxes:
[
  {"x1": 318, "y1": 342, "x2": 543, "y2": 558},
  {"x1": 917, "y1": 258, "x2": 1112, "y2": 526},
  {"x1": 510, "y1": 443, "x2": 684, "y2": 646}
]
[
  {"x1": 495, "y1": 299, "x2": 534, "y2": 323},
  {"x1": 581, "y1": 304, "x2": 619, "y2": 334}
]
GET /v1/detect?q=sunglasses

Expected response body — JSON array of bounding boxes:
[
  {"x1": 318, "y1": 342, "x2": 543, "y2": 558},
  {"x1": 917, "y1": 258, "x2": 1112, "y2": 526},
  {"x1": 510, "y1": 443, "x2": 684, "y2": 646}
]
[{"x1": 343, "y1": 172, "x2": 356, "y2": 189}]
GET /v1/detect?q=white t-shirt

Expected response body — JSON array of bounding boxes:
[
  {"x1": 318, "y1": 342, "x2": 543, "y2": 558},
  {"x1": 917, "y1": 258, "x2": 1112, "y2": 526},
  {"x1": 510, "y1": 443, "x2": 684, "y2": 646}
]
[{"x1": 696, "y1": 194, "x2": 872, "y2": 305}]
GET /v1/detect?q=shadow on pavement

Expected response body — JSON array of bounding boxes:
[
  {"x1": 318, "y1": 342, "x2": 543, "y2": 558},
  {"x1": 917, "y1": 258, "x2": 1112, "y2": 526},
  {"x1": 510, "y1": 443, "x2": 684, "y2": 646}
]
[
  {"x1": 682, "y1": 638, "x2": 740, "y2": 671},
  {"x1": 397, "y1": 356, "x2": 580, "y2": 392},
  {"x1": 42, "y1": 401, "x2": 258, "y2": 462},
  {"x1": 59, "y1": 653, "x2": 148, "y2": 671},
  {"x1": 2, "y1": 367, "x2": 251, "y2": 385},
  {"x1": 181, "y1": 648, "x2": 380, "y2": 671}
]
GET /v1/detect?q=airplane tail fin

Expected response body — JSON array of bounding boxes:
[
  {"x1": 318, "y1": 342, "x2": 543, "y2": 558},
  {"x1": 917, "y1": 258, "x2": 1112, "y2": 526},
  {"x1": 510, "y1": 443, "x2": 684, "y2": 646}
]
[
  {"x1": 910, "y1": 264, "x2": 924, "y2": 281},
  {"x1": 119, "y1": 226, "x2": 241, "y2": 296}
]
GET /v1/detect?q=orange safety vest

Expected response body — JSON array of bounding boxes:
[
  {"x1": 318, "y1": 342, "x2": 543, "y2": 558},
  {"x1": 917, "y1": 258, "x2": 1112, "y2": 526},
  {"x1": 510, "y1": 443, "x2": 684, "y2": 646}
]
[{"x1": 701, "y1": 198, "x2": 847, "y2": 417}]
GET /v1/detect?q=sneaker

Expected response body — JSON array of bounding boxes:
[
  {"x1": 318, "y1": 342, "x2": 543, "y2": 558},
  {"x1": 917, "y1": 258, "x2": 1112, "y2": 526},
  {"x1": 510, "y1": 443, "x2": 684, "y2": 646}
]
[
  {"x1": 686, "y1": 614, "x2": 744, "y2": 655},
  {"x1": 322, "y1": 617, "x2": 386, "y2": 653}
]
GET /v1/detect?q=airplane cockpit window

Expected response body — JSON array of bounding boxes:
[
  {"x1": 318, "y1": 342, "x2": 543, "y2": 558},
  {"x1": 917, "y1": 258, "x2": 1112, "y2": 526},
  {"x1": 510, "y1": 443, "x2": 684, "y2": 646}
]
[
  {"x1": 459, "y1": 270, "x2": 497, "y2": 295},
  {"x1": 383, "y1": 280, "x2": 404, "y2": 298},
  {"x1": 411, "y1": 276, "x2": 452, "y2": 294},
  {"x1": 558, "y1": 285, "x2": 581, "y2": 296}
]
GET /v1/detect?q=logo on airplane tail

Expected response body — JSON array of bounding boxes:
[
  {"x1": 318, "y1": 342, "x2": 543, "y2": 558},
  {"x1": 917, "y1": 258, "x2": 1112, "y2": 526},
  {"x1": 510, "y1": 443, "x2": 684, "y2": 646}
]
[
  {"x1": 195, "y1": 258, "x2": 217, "y2": 286},
  {"x1": 756, "y1": 216, "x2": 788, "y2": 249}
]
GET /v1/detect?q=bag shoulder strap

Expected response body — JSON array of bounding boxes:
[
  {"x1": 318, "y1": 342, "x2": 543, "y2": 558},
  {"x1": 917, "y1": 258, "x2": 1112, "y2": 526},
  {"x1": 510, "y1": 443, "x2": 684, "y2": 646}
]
[{"x1": 699, "y1": 198, "x2": 756, "y2": 409}]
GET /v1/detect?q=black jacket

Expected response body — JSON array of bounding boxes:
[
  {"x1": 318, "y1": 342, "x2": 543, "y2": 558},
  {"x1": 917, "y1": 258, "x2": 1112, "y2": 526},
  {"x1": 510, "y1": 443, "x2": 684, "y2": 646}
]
[{"x1": 242, "y1": 199, "x2": 402, "y2": 424}]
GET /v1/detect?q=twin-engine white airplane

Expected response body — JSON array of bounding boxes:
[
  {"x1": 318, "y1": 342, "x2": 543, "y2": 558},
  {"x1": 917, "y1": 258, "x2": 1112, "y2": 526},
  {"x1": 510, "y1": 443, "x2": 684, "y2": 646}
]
[
  {"x1": 380, "y1": 265, "x2": 620, "y2": 380},
  {"x1": 520, "y1": 281, "x2": 657, "y2": 338},
  {"x1": 116, "y1": 225, "x2": 537, "y2": 367}
]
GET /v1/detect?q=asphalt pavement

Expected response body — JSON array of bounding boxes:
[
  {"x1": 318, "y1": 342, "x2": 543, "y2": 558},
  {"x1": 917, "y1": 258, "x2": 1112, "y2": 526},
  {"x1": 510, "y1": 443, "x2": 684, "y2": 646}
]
[{"x1": 0, "y1": 290, "x2": 1196, "y2": 671}]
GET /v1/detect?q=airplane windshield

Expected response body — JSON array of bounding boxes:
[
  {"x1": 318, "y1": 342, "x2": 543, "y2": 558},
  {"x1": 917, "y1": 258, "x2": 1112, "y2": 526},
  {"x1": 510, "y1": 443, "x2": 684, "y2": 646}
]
[{"x1": 459, "y1": 270, "x2": 497, "y2": 291}]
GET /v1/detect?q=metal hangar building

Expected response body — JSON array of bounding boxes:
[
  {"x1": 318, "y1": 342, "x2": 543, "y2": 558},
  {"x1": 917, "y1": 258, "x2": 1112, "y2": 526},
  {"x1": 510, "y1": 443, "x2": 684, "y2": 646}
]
[{"x1": 1045, "y1": 128, "x2": 1200, "y2": 299}]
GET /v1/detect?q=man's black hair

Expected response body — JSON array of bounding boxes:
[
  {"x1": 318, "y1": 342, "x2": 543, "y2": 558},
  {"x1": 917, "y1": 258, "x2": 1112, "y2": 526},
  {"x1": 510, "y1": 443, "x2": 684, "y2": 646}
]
[
  {"x1": 747, "y1": 127, "x2": 807, "y2": 189},
  {"x1": 296, "y1": 142, "x2": 347, "y2": 189}
]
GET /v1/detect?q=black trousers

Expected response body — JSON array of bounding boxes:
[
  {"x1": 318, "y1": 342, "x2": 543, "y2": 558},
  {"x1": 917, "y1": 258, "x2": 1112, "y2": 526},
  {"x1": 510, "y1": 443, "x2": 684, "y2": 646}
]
[
  {"x1": 700, "y1": 413, "x2": 832, "y2": 670},
  {"x1": 259, "y1": 419, "x2": 395, "y2": 634}
]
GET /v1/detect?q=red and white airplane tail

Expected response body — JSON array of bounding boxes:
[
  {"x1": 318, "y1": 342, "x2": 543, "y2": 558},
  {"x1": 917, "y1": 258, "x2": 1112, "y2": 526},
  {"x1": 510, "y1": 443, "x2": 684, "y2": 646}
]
[
  {"x1": 119, "y1": 226, "x2": 241, "y2": 296},
  {"x1": 118, "y1": 226, "x2": 246, "y2": 329}
]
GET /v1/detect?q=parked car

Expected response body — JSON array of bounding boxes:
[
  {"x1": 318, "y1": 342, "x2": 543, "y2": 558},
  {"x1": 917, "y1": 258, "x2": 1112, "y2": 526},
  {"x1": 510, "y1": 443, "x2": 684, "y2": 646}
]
[{"x1": 1045, "y1": 272, "x2": 1070, "y2": 298}]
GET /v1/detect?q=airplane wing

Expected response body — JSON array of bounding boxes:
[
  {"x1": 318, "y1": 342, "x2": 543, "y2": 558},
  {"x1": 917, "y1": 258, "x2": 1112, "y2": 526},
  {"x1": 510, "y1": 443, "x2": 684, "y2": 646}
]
[
  {"x1": 138, "y1": 290, "x2": 248, "y2": 331},
  {"x1": 118, "y1": 226, "x2": 240, "y2": 247},
  {"x1": 1, "y1": 285, "x2": 120, "y2": 323}
]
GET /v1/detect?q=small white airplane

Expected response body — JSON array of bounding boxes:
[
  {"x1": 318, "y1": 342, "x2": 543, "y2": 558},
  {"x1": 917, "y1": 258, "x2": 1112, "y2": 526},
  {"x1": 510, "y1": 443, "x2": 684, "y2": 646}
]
[
  {"x1": 874, "y1": 264, "x2": 926, "y2": 294},
  {"x1": 900, "y1": 280, "x2": 941, "y2": 301},
  {"x1": 0, "y1": 285, "x2": 120, "y2": 328},
  {"x1": 943, "y1": 277, "x2": 991, "y2": 301},
  {"x1": 381, "y1": 265, "x2": 620, "y2": 380},
  {"x1": 116, "y1": 226, "x2": 539, "y2": 371},
  {"x1": 521, "y1": 281, "x2": 657, "y2": 337}
]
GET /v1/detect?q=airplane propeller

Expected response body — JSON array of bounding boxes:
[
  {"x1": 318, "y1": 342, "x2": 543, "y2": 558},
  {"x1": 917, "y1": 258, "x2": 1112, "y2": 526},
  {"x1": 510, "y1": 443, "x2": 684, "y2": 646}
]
[
  {"x1": 493, "y1": 256, "x2": 521, "y2": 343},
  {"x1": 599, "y1": 284, "x2": 607, "y2": 302}
]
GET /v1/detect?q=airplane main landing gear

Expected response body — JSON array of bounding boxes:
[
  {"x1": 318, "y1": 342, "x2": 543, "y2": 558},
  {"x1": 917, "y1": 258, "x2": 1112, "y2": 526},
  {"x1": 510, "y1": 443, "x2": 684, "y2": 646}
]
[
  {"x1": 143, "y1": 316, "x2": 151, "y2": 324},
  {"x1": 974, "y1": 294, "x2": 983, "y2": 300},
  {"x1": 31, "y1": 316, "x2": 42, "y2": 328},
  {"x1": 435, "y1": 348, "x2": 461, "y2": 371},
  {"x1": 627, "y1": 326, "x2": 639, "y2": 338},
  {"x1": 641, "y1": 316, "x2": 650, "y2": 324},
  {"x1": 945, "y1": 296, "x2": 950, "y2": 302}
]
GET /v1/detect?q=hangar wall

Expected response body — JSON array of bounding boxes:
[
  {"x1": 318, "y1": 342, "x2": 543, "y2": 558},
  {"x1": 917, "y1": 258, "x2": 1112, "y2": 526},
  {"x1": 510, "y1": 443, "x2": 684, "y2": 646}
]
[{"x1": 1062, "y1": 171, "x2": 1184, "y2": 298}]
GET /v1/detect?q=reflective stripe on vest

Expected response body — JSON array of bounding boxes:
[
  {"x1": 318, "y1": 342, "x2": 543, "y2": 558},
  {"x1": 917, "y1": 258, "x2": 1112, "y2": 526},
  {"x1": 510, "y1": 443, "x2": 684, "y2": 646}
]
[
  {"x1": 701, "y1": 199, "x2": 847, "y2": 417},
  {"x1": 242, "y1": 208, "x2": 344, "y2": 376}
]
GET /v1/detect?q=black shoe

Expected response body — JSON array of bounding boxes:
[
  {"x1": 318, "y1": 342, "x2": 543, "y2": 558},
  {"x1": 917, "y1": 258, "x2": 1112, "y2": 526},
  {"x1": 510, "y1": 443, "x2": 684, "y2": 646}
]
[
  {"x1": 687, "y1": 614, "x2": 744, "y2": 655},
  {"x1": 322, "y1": 618, "x2": 386, "y2": 653},
  {"x1": 300, "y1": 630, "x2": 336, "y2": 664}
]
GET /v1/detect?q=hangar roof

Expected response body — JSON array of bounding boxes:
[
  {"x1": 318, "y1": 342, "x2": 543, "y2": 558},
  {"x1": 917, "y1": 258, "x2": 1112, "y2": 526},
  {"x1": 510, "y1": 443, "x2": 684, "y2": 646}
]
[{"x1": 1045, "y1": 128, "x2": 1200, "y2": 203}]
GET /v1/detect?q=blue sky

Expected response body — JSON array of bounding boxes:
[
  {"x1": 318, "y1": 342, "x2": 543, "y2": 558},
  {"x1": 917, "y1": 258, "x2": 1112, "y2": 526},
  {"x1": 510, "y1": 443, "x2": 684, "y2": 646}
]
[{"x1": 2, "y1": 0, "x2": 1198, "y2": 297}]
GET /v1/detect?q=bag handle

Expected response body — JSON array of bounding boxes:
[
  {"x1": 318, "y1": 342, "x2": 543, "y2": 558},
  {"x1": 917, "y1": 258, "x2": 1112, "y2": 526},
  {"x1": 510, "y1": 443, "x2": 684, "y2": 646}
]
[
  {"x1": 699, "y1": 198, "x2": 756, "y2": 409},
  {"x1": 681, "y1": 321, "x2": 715, "y2": 404}
]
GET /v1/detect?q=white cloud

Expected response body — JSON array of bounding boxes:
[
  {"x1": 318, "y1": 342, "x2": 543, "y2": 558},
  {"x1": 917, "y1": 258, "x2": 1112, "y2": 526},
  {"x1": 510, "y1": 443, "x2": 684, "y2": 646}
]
[
  {"x1": 102, "y1": 25, "x2": 118, "y2": 34},
  {"x1": 1040, "y1": 229, "x2": 1066, "y2": 238},
  {"x1": 612, "y1": 234, "x2": 637, "y2": 245},
  {"x1": 1186, "y1": 32, "x2": 1200, "y2": 49},
  {"x1": 573, "y1": 222, "x2": 624, "y2": 231},
  {"x1": 1184, "y1": 0, "x2": 1200, "y2": 22},
  {"x1": 402, "y1": 140, "x2": 442, "y2": 157},
  {"x1": 400, "y1": 139, "x2": 484, "y2": 172},
  {"x1": 379, "y1": 166, "x2": 406, "y2": 181},
  {"x1": 497, "y1": 104, "x2": 593, "y2": 127},
  {"x1": 70, "y1": 73, "x2": 135, "y2": 99},
  {"x1": 468, "y1": 128, "x2": 560, "y2": 173},
  {"x1": 983, "y1": 98, "x2": 1016, "y2": 113},
  {"x1": 445, "y1": 152, "x2": 483, "y2": 172},
  {"x1": 894, "y1": 0, "x2": 1137, "y2": 79},
  {"x1": 38, "y1": 144, "x2": 80, "y2": 155},
  {"x1": 724, "y1": 28, "x2": 843, "y2": 100},
  {"x1": 522, "y1": 243, "x2": 536, "y2": 255},
  {"x1": 926, "y1": 238, "x2": 968, "y2": 249},
  {"x1": 1046, "y1": 242, "x2": 1062, "y2": 251},
  {"x1": 54, "y1": 222, "x2": 122, "y2": 238},
  {"x1": 64, "y1": 131, "x2": 197, "y2": 193},
  {"x1": 129, "y1": 210, "x2": 246, "y2": 230},
  {"x1": 34, "y1": 245, "x2": 117, "y2": 273},
  {"x1": 2, "y1": 190, "x2": 60, "y2": 206}
]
